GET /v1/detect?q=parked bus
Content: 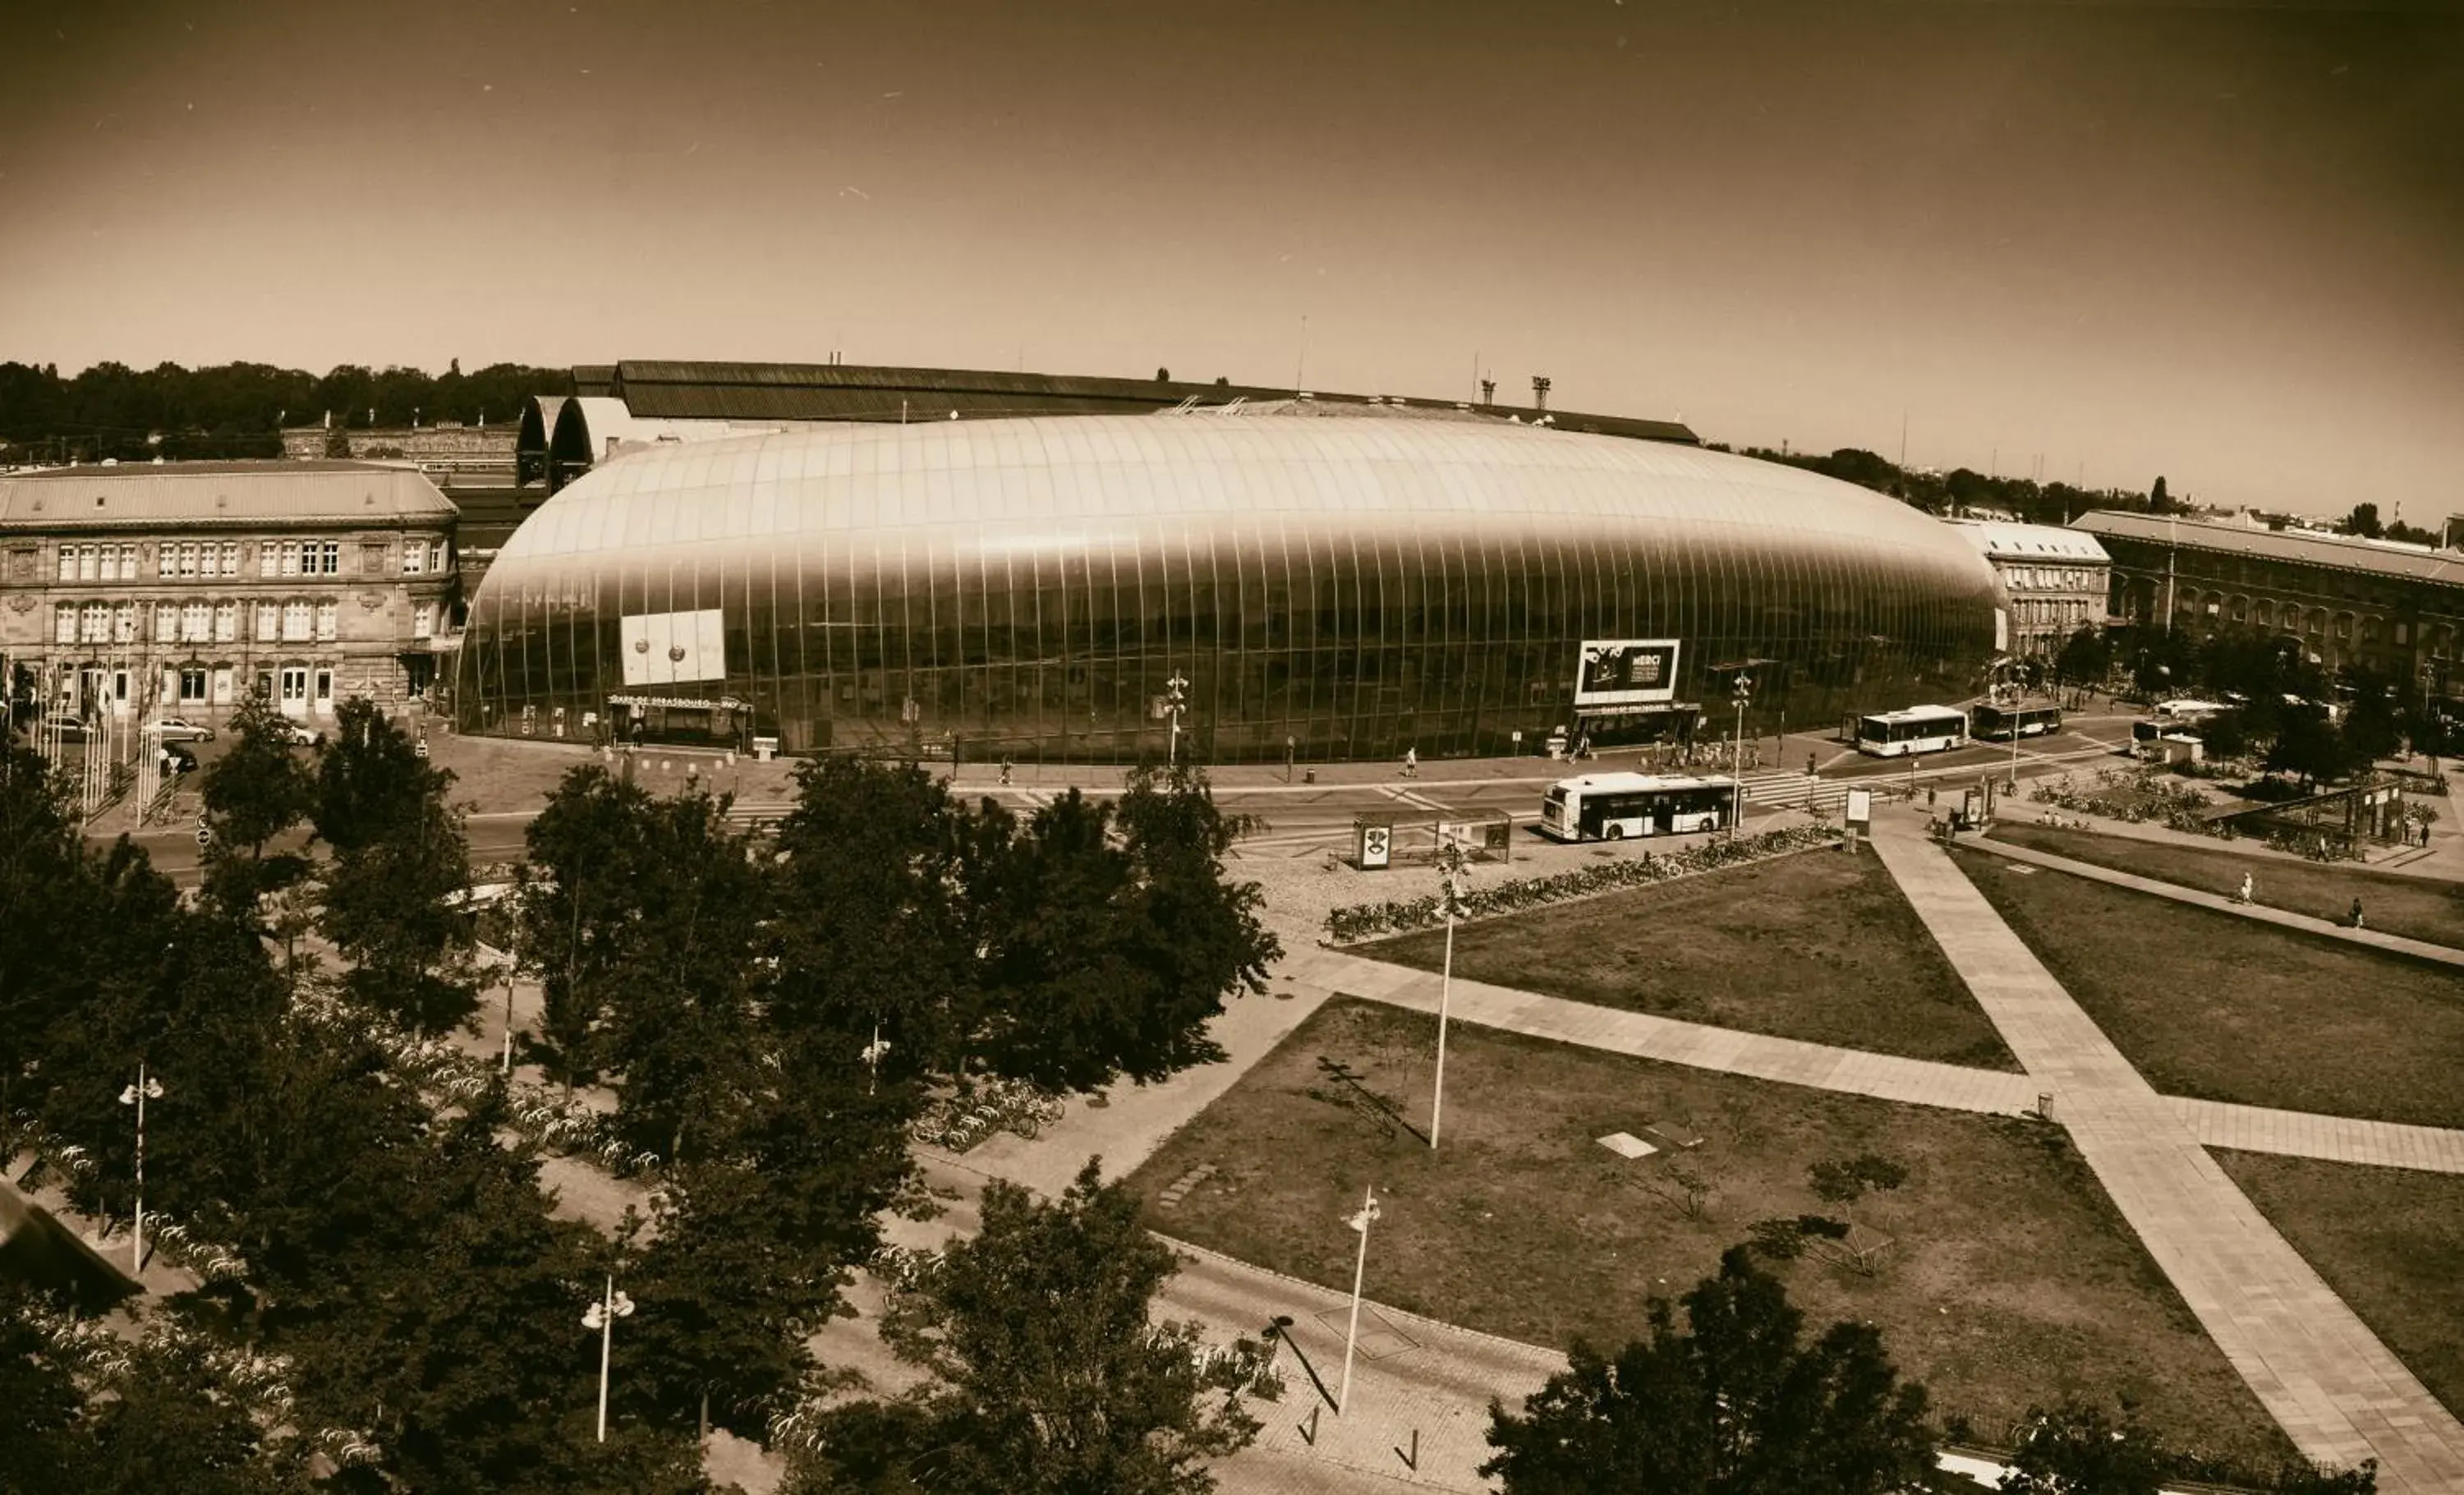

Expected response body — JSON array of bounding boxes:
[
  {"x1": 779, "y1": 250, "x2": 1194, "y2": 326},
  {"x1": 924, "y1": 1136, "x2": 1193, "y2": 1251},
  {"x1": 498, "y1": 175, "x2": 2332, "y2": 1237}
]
[
  {"x1": 2153, "y1": 698, "x2": 2229, "y2": 724},
  {"x1": 1539, "y1": 772, "x2": 1735, "y2": 842},
  {"x1": 1854, "y1": 705, "x2": 1969, "y2": 757},
  {"x1": 1970, "y1": 702, "x2": 2064, "y2": 742}
]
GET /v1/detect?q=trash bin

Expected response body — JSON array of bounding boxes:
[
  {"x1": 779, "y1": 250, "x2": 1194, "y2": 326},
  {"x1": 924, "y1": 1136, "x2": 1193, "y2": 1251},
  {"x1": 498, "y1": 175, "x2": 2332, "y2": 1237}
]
[{"x1": 752, "y1": 735, "x2": 778, "y2": 763}]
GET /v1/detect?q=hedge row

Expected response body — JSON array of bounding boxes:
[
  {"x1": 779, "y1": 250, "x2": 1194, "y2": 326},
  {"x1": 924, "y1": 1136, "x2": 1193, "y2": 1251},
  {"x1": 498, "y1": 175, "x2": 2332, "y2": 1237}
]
[{"x1": 1322, "y1": 823, "x2": 1843, "y2": 944}]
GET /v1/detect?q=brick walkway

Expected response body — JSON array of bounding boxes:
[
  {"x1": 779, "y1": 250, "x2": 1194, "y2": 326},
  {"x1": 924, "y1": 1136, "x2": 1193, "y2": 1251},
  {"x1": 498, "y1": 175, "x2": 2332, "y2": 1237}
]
[
  {"x1": 1869, "y1": 812, "x2": 2464, "y2": 1493},
  {"x1": 2172, "y1": 1098, "x2": 2464, "y2": 1175},
  {"x1": 1966, "y1": 835, "x2": 2464, "y2": 968},
  {"x1": 1284, "y1": 947, "x2": 2046, "y2": 1116}
]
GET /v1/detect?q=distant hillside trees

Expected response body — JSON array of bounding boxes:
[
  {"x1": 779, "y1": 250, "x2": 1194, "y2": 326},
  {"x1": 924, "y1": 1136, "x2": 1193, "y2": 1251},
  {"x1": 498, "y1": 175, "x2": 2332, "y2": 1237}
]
[
  {"x1": 1700, "y1": 443, "x2": 2162, "y2": 526},
  {"x1": 0, "y1": 359, "x2": 566, "y2": 463}
]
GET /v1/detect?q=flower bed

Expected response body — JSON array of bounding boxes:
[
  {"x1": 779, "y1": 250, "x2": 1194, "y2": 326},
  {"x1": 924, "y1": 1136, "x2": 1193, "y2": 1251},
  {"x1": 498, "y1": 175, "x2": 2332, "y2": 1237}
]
[
  {"x1": 1321, "y1": 823, "x2": 1841, "y2": 944},
  {"x1": 2028, "y1": 767, "x2": 2232, "y2": 840}
]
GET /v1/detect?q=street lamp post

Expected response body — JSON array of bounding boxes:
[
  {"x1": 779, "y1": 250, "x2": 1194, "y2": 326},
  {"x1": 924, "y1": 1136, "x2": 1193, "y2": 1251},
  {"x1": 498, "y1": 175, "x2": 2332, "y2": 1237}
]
[
  {"x1": 861, "y1": 1023, "x2": 891, "y2": 1096},
  {"x1": 582, "y1": 1276, "x2": 636, "y2": 1443},
  {"x1": 1164, "y1": 672, "x2": 1190, "y2": 766},
  {"x1": 117, "y1": 1065, "x2": 164, "y2": 1275},
  {"x1": 1730, "y1": 672, "x2": 1754, "y2": 837},
  {"x1": 1427, "y1": 837, "x2": 1469, "y2": 1151},
  {"x1": 1337, "y1": 1184, "x2": 1381, "y2": 1414}
]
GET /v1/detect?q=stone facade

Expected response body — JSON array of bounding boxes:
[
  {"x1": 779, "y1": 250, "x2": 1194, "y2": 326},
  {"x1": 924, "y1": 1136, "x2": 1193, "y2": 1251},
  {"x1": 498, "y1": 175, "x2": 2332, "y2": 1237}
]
[
  {"x1": 2077, "y1": 510, "x2": 2464, "y2": 704},
  {"x1": 1, "y1": 463, "x2": 458, "y2": 725},
  {"x1": 279, "y1": 424, "x2": 517, "y2": 464},
  {"x1": 1947, "y1": 519, "x2": 2112, "y2": 660}
]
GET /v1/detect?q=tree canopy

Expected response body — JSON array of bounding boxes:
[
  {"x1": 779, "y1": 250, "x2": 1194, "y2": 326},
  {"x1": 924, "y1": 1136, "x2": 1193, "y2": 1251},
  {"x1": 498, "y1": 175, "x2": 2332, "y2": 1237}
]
[{"x1": 1482, "y1": 1246, "x2": 1935, "y2": 1495}]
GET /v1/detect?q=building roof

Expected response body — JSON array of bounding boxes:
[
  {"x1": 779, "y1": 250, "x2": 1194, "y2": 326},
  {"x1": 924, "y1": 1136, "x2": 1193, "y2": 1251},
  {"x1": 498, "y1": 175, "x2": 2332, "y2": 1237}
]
[
  {"x1": 1947, "y1": 518, "x2": 2110, "y2": 564},
  {"x1": 601, "y1": 360, "x2": 1701, "y2": 446},
  {"x1": 0, "y1": 461, "x2": 457, "y2": 531},
  {"x1": 485, "y1": 416, "x2": 1994, "y2": 619},
  {"x1": 2075, "y1": 510, "x2": 2464, "y2": 591}
]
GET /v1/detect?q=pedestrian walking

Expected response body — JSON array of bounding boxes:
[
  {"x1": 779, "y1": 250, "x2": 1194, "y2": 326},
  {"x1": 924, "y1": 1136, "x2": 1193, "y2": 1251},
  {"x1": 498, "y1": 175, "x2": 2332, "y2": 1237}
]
[
  {"x1": 1403, "y1": 747, "x2": 1418, "y2": 779},
  {"x1": 1000, "y1": 754, "x2": 1014, "y2": 787},
  {"x1": 2236, "y1": 872, "x2": 2253, "y2": 905},
  {"x1": 2350, "y1": 897, "x2": 2365, "y2": 930}
]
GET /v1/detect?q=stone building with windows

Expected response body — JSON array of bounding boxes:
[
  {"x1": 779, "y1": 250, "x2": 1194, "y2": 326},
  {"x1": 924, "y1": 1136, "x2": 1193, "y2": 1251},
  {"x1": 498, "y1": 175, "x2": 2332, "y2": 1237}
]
[
  {"x1": 2076, "y1": 509, "x2": 2464, "y2": 704},
  {"x1": 1945, "y1": 519, "x2": 2112, "y2": 659},
  {"x1": 0, "y1": 462, "x2": 457, "y2": 724}
]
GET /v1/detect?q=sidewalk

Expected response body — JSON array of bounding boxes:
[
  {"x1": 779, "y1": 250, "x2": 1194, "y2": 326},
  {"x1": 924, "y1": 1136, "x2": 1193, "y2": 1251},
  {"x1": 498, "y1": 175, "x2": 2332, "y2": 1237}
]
[
  {"x1": 1285, "y1": 948, "x2": 2042, "y2": 1117},
  {"x1": 1869, "y1": 810, "x2": 2464, "y2": 1493},
  {"x1": 1962, "y1": 835, "x2": 2464, "y2": 968}
]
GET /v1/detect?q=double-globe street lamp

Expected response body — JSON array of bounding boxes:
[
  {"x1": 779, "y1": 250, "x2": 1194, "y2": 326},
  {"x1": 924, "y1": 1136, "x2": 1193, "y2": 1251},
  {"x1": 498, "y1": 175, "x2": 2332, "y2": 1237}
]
[
  {"x1": 1427, "y1": 836, "x2": 1471, "y2": 1151},
  {"x1": 582, "y1": 1276, "x2": 637, "y2": 1443},
  {"x1": 1730, "y1": 671, "x2": 1754, "y2": 838},
  {"x1": 117, "y1": 1065, "x2": 165, "y2": 1275}
]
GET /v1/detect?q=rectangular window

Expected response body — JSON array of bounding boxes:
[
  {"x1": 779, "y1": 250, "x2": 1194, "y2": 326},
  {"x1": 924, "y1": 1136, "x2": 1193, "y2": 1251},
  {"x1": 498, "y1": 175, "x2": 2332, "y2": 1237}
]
[
  {"x1": 215, "y1": 541, "x2": 235, "y2": 577},
  {"x1": 179, "y1": 669, "x2": 209, "y2": 703},
  {"x1": 58, "y1": 547, "x2": 76, "y2": 582},
  {"x1": 56, "y1": 604, "x2": 77, "y2": 645},
  {"x1": 430, "y1": 539, "x2": 448, "y2": 573},
  {"x1": 214, "y1": 600, "x2": 237, "y2": 643},
  {"x1": 259, "y1": 541, "x2": 278, "y2": 579},
  {"x1": 76, "y1": 545, "x2": 98, "y2": 582},
  {"x1": 113, "y1": 603, "x2": 137, "y2": 644},
  {"x1": 402, "y1": 541, "x2": 424, "y2": 575},
  {"x1": 80, "y1": 602, "x2": 111, "y2": 643},
  {"x1": 155, "y1": 603, "x2": 177, "y2": 644},
  {"x1": 283, "y1": 600, "x2": 311, "y2": 642},
  {"x1": 178, "y1": 541, "x2": 200, "y2": 579},
  {"x1": 320, "y1": 540, "x2": 340, "y2": 575},
  {"x1": 255, "y1": 600, "x2": 278, "y2": 643},
  {"x1": 182, "y1": 602, "x2": 212, "y2": 642},
  {"x1": 279, "y1": 542, "x2": 300, "y2": 577},
  {"x1": 411, "y1": 600, "x2": 435, "y2": 639},
  {"x1": 315, "y1": 600, "x2": 338, "y2": 642}
]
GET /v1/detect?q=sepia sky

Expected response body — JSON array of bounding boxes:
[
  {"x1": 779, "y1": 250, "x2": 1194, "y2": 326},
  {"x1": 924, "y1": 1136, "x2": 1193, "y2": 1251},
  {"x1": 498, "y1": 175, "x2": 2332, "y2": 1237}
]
[{"x1": 1, "y1": 0, "x2": 2457, "y2": 518}]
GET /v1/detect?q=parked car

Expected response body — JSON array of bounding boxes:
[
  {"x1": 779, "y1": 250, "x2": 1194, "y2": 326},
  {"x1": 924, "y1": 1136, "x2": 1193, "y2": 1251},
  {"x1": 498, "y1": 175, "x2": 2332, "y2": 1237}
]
[
  {"x1": 278, "y1": 721, "x2": 325, "y2": 748},
  {"x1": 34, "y1": 713, "x2": 90, "y2": 742},
  {"x1": 159, "y1": 742, "x2": 199, "y2": 774},
  {"x1": 145, "y1": 715, "x2": 217, "y2": 742}
]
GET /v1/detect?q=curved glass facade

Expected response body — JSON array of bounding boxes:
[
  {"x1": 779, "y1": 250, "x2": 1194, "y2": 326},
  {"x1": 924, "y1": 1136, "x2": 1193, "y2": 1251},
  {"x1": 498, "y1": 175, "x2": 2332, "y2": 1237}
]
[{"x1": 453, "y1": 416, "x2": 2001, "y2": 761}]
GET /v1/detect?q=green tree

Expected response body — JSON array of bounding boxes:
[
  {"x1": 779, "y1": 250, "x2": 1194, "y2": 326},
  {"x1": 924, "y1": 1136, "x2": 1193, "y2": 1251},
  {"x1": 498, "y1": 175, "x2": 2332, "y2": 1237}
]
[
  {"x1": 971, "y1": 766, "x2": 1280, "y2": 1093},
  {"x1": 199, "y1": 690, "x2": 315, "y2": 914},
  {"x1": 2149, "y1": 476, "x2": 2171, "y2": 513},
  {"x1": 2268, "y1": 706, "x2": 2350, "y2": 791},
  {"x1": 0, "y1": 1281, "x2": 85, "y2": 1492},
  {"x1": 797, "y1": 1161, "x2": 1266, "y2": 1495},
  {"x1": 312, "y1": 698, "x2": 476, "y2": 1032},
  {"x1": 1482, "y1": 1246, "x2": 1934, "y2": 1495},
  {"x1": 2338, "y1": 503, "x2": 2384, "y2": 540},
  {"x1": 514, "y1": 765, "x2": 664, "y2": 1091}
]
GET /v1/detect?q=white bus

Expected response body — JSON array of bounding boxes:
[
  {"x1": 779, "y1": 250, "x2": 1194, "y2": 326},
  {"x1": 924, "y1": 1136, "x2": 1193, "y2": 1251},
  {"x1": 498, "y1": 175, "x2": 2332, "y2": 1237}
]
[
  {"x1": 1854, "y1": 705, "x2": 1970, "y2": 757},
  {"x1": 1539, "y1": 772, "x2": 1735, "y2": 842}
]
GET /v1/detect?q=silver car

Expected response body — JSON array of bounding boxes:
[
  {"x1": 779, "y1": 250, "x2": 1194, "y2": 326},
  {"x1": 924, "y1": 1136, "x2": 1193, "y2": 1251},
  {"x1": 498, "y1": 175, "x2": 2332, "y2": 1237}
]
[{"x1": 146, "y1": 715, "x2": 218, "y2": 742}]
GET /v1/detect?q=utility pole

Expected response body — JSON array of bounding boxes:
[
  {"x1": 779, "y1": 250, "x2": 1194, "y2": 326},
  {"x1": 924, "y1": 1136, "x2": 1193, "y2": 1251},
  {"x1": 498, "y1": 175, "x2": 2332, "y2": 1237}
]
[{"x1": 1730, "y1": 671, "x2": 1754, "y2": 837}]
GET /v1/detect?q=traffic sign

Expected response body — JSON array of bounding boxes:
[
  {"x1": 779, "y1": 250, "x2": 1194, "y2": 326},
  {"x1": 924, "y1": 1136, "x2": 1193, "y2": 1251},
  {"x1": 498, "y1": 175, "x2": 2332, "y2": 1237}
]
[
  {"x1": 195, "y1": 826, "x2": 213, "y2": 848},
  {"x1": 415, "y1": 738, "x2": 430, "y2": 760}
]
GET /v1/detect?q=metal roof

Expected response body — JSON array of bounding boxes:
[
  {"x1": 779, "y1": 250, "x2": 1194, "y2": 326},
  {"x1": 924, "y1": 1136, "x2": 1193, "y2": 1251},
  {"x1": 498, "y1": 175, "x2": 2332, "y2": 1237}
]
[
  {"x1": 1947, "y1": 518, "x2": 2110, "y2": 564},
  {"x1": 571, "y1": 366, "x2": 618, "y2": 397},
  {"x1": 2075, "y1": 510, "x2": 2464, "y2": 591},
  {"x1": 602, "y1": 361, "x2": 1699, "y2": 445},
  {"x1": 0, "y1": 461, "x2": 457, "y2": 531},
  {"x1": 485, "y1": 416, "x2": 1993, "y2": 621}
]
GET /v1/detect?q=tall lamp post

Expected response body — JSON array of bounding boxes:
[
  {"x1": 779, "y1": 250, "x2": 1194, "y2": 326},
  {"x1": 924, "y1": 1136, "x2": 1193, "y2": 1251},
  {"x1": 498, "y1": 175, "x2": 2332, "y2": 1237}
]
[
  {"x1": 117, "y1": 1065, "x2": 164, "y2": 1275},
  {"x1": 1730, "y1": 672, "x2": 1754, "y2": 838},
  {"x1": 582, "y1": 1276, "x2": 637, "y2": 1443},
  {"x1": 1427, "y1": 836, "x2": 1470, "y2": 1150},
  {"x1": 1337, "y1": 1184, "x2": 1381, "y2": 1414},
  {"x1": 1164, "y1": 672, "x2": 1190, "y2": 766}
]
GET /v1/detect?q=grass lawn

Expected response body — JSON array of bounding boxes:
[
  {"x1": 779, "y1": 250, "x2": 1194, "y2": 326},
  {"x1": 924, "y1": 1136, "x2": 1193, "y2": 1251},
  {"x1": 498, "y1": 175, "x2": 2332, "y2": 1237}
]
[
  {"x1": 1358, "y1": 845, "x2": 2021, "y2": 1072},
  {"x1": 1988, "y1": 821, "x2": 2464, "y2": 949},
  {"x1": 1950, "y1": 850, "x2": 2464, "y2": 1129},
  {"x1": 2211, "y1": 1152, "x2": 2464, "y2": 1419},
  {"x1": 1130, "y1": 999, "x2": 2293, "y2": 1471}
]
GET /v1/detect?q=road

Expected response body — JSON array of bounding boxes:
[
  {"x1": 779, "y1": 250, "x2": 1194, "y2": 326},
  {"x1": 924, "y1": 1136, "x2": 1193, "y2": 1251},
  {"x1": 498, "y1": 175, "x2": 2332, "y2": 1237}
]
[{"x1": 101, "y1": 717, "x2": 2140, "y2": 881}]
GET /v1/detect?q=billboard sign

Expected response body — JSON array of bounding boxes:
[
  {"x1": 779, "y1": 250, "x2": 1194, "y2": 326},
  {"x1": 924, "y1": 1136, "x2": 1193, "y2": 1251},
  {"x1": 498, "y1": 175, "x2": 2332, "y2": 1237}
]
[
  {"x1": 1845, "y1": 788, "x2": 1873, "y2": 826},
  {"x1": 1574, "y1": 638, "x2": 1680, "y2": 708},
  {"x1": 620, "y1": 609, "x2": 727, "y2": 686}
]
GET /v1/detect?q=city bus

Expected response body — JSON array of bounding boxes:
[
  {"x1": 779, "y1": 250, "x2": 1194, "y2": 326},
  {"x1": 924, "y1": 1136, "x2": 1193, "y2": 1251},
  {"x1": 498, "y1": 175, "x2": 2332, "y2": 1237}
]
[
  {"x1": 1970, "y1": 702, "x2": 2064, "y2": 743},
  {"x1": 1538, "y1": 772, "x2": 1736, "y2": 842},
  {"x1": 1853, "y1": 705, "x2": 1969, "y2": 757}
]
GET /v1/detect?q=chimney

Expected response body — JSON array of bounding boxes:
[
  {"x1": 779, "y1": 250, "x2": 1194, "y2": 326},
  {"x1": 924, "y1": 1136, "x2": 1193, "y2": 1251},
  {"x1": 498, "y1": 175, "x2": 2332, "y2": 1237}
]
[{"x1": 1530, "y1": 376, "x2": 1551, "y2": 414}]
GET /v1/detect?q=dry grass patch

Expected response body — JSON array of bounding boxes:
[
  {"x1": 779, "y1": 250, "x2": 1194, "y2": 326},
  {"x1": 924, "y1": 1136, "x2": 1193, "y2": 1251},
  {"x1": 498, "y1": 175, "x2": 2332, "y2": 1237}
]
[
  {"x1": 1358, "y1": 845, "x2": 2020, "y2": 1071},
  {"x1": 1129, "y1": 999, "x2": 2292, "y2": 1470},
  {"x1": 1952, "y1": 849, "x2": 2464, "y2": 1129},
  {"x1": 2211, "y1": 1151, "x2": 2464, "y2": 1420}
]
